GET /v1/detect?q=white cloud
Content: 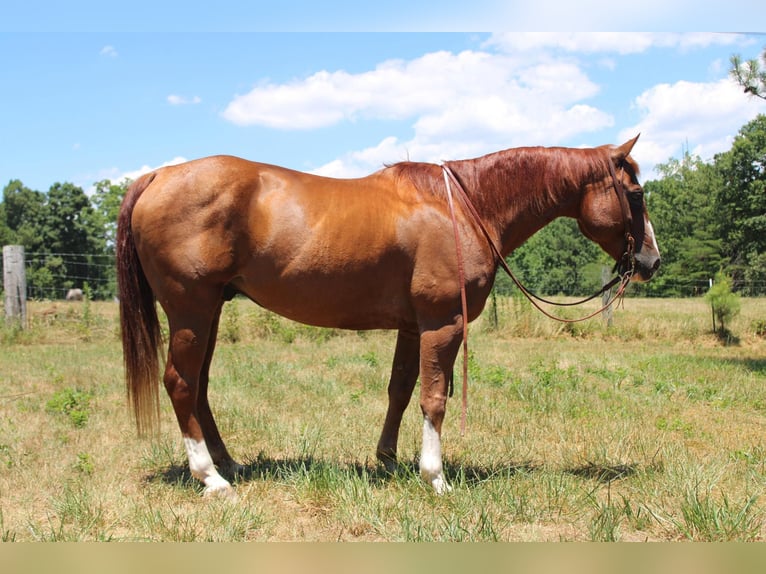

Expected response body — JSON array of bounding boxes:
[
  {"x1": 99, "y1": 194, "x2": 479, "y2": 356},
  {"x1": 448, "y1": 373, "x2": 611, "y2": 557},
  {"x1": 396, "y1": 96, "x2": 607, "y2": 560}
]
[
  {"x1": 100, "y1": 45, "x2": 117, "y2": 57},
  {"x1": 167, "y1": 94, "x2": 202, "y2": 105},
  {"x1": 226, "y1": 49, "x2": 618, "y2": 177},
  {"x1": 223, "y1": 34, "x2": 763, "y2": 180},
  {"x1": 82, "y1": 157, "x2": 188, "y2": 195},
  {"x1": 620, "y1": 78, "x2": 766, "y2": 177},
  {"x1": 223, "y1": 50, "x2": 505, "y2": 129},
  {"x1": 222, "y1": 50, "x2": 613, "y2": 131},
  {"x1": 313, "y1": 137, "x2": 404, "y2": 178},
  {"x1": 118, "y1": 156, "x2": 188, "y2": 183}
]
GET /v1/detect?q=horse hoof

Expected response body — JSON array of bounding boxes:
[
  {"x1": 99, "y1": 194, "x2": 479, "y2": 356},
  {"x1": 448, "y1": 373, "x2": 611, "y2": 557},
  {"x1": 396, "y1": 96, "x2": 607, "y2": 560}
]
[
  {"x1": 202, "y1": 480, "x2": 238, "y2": 501},
  {"x1": 203, "y1": 485, "x2": 238, "y2": 502},
  {"x1": 429, "y1": 474, "x2": 452, "y2": 495},
  {"x1": 377, "y1": 454, "x2": 398, "y2": 475}
]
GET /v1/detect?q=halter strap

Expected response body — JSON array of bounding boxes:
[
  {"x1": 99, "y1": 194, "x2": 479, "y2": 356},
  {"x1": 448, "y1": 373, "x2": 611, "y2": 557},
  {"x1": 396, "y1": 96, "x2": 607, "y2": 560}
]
[
  {"x1": 442, "y1": 167, "x2": 470, "y2": 436},
  {"x1": 607, "y1": 159, "x2": 636, "y2": 275}
]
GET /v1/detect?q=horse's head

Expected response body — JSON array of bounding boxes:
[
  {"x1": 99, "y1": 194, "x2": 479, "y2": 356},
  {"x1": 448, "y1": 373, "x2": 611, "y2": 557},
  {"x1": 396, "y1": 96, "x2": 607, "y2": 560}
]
[{"x1": 577, "y1": 135, "x2": 660, "y2": 282}]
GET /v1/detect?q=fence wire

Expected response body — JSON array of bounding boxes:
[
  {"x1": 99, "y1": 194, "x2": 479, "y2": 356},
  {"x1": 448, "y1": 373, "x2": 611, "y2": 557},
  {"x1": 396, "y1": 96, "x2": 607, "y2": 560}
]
[
  {"x1": 22, "y1": 251, "x2": 116, "y2": 300},
  {"x1": 5, "y1": 249, "x2": 766, "y2": 301}
]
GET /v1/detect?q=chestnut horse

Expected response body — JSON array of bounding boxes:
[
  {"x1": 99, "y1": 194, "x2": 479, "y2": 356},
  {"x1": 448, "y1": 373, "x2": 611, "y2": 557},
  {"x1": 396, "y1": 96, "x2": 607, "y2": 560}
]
[{"x1": 116, "y1": 136, "x2": 660, "y2": 498}]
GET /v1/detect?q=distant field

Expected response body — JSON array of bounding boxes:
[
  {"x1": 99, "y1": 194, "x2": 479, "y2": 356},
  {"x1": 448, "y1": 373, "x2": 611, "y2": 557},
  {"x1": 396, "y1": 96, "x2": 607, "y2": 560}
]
[{"x1": 1, "y1": 295, "x2": 765, "y2": 541}]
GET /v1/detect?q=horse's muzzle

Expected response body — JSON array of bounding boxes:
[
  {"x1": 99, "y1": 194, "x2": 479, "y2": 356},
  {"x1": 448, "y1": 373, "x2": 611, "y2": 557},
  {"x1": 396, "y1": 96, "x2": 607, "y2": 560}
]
[{"x1": 632, "y1": 254, "x2": 661, "y2": 283}]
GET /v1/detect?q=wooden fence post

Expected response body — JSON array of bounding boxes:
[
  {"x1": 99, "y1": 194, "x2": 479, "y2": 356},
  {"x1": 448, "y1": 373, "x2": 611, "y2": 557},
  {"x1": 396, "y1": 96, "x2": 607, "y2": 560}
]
[{"x1": 3, "y1": 245, "x2": 27, "y2": 328}]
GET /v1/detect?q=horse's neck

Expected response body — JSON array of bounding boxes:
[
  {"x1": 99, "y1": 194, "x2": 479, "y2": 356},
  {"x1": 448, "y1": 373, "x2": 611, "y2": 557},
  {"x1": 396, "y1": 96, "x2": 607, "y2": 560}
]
[{"x1": 452, "y1": 148, "x2": 590, "y2": 256}]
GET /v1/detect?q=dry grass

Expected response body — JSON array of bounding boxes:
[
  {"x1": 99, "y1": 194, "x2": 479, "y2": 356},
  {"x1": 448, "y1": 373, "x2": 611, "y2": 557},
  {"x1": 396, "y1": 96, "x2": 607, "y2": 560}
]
[{"x1": 1, "y1": 295, "x2": 765, "y2": 541}]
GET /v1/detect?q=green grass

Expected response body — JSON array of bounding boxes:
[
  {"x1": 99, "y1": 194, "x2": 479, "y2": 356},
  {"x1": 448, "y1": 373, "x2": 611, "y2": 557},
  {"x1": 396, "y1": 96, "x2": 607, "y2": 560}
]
[{"x1": 0, "y1": 295, "x2": 765, "y2": 541}]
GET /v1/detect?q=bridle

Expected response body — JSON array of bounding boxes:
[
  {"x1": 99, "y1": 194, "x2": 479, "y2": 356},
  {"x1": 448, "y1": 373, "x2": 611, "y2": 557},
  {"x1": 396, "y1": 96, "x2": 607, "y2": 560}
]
[{"x1": 441, "y1": 160, "x2": 637, "y2": 433}]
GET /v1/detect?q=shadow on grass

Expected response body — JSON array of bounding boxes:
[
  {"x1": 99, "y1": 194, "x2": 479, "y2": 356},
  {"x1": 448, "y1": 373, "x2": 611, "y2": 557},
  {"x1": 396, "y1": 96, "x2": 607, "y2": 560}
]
[
  {"x1": 564, "y1": 462, "x2": 638, "y2": 483},
  {"x1": 144, "y1": 454, "x2": 539, "y2": 490},
  {"x1": 143, "y1": 455, "x2": 401, "y2": 490},
  {"x1": 145, "y1": 454, "x2": 648, "y2": 490},
  {"x1": 697, "y1": 355, "x2": 766, "y2": 377},
  {"x1": 714, "y1": 328, "x2": 741, "y2": 346},
  {"x1": 725, "y1": 357, "x2": 766, "y2": 375}
]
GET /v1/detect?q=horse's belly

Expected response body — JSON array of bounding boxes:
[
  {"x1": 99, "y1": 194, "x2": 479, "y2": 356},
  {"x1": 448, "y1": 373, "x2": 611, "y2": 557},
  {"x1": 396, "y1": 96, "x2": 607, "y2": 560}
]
[{"x1": 231, "y1": 268, "x2": 413, "y2": 331}]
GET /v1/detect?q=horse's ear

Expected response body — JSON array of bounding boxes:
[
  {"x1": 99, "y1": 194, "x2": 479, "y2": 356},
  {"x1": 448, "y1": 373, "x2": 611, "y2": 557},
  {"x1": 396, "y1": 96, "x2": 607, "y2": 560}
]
[{"x1": 611, "y1": 134, "x2": 640, "y2": 163}]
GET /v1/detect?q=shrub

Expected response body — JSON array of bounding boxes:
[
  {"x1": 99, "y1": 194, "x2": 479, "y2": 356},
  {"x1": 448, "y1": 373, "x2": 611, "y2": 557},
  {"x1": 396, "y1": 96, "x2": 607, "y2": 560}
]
[
  {"x1": 705, "y1": 272, "x2": 740, "y2": 335},
  {"x1": 46, "y1": 387, "x2": 92, "y2": 428}
]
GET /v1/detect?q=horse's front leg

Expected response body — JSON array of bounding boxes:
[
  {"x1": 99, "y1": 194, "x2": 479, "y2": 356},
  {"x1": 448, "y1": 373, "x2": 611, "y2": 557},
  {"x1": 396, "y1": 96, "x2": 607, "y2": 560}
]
[
  {"x1": 376, "y1": 329, "x2": 420, "y2": 472},
  {"x1": 418, "y1": 321, "x2": 462, "y2": 494}
]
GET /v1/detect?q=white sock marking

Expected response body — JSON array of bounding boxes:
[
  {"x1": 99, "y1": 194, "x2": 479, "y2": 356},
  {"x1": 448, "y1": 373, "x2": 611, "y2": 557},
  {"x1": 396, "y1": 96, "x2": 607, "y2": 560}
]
[
  {"x1": 183, "y1": 437, "x2": 234, "y2": 497},
  {"x1": 420, "y1": 417, "x2": 451, "y2": 494}
]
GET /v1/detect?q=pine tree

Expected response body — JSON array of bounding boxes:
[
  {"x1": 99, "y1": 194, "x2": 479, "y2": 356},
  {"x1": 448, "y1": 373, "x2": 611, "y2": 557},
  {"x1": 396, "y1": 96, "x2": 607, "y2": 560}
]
[{"x1": 730, "y1": 48, "x2": 766, "y2": 100}]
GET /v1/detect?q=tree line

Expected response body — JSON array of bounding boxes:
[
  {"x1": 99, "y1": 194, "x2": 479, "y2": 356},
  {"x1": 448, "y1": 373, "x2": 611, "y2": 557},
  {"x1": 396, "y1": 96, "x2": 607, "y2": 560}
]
[
  {"x1": 1, "y1": 114, "x2": 765, "y2": 300},
  {"x1": 0, "y1": 179, "x2": 125, "y2": 300}
]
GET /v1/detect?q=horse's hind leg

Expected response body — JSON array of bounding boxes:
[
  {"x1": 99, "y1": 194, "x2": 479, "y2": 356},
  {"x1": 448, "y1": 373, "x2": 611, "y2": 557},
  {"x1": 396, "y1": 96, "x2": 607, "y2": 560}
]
[
  {"x1": 163, "y1": 294, "x2": 235, "y2": 498},
  {"x1": 376, "y1": 329, "x2": 420, "y2": 472},
  {"x1": 196, "y1": 301, "x2": 243, "y2": 478}
]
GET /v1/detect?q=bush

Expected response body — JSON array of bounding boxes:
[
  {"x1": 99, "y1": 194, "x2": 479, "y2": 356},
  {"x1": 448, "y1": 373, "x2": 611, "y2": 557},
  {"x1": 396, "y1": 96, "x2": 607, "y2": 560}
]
[
  {"x1": 46, "y1": 387, "x2": 92, "y2": 428},
  {"x1": 705, "y1": 272, "x2": 741, "y2": 335}
]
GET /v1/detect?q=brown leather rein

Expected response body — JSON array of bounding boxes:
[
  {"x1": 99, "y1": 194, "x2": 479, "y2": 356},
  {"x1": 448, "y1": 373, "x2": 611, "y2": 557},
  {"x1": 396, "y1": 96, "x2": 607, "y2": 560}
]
[{"x1": 441, "y1": 161, "x2": 636, "y2": 434}]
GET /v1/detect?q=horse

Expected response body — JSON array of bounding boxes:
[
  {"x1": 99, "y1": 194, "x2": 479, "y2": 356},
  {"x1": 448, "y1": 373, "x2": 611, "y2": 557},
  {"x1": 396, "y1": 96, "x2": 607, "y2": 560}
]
[{"x1": 116, "y1": 136, "x2": 660, "y2": 498}]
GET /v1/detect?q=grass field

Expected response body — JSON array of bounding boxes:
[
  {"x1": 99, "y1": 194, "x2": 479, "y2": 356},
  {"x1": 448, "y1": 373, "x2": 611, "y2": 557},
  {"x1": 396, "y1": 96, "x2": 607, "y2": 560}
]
[{"x1": 1, "y1": 294, "x2": 765, "y2": 541}]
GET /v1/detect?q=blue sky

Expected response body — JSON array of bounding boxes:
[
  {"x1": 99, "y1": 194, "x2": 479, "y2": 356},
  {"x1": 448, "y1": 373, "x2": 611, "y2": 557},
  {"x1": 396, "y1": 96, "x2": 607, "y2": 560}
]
[{"x1": 2, "y1": 8, "x2": 766, "y2": 192}]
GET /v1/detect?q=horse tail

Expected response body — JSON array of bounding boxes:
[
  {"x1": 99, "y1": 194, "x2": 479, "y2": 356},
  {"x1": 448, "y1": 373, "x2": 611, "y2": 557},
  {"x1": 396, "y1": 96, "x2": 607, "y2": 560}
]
[{"x1": 116, "y1": 172, "x2": 162, "y2": 436}]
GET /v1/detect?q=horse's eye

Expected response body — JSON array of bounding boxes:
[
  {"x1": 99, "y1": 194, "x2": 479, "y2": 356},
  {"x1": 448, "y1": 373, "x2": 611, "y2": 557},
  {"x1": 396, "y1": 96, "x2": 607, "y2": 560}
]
[{"x1": 628, "y1": 189, "x2": 644, "y2": 203}]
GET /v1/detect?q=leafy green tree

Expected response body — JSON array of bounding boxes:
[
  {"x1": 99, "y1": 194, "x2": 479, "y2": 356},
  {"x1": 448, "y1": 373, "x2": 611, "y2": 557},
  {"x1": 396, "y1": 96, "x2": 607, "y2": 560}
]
[
  {"x1": 1, "y1": 179, "x2": 119, "y2": 299},
  {"x1": 44, "y1": 182, "x2": 101, "y2": 255},
  {"x1": 40, "y1": 182, "x2": 106, "y2": 297},
  {"x1": 0, "y1": 203, "x2": 15, "y2": 246},
  {"x1": 2, "y1": 180, "x2": 50, "y2": 296},
  {"x1": 92, "y1": 178, "x2": 130, "y2": 250},
  {"x1": 643, "y1": 153, "x2": 724, "y2": 296},
  {"x1": 501, "y1": 218, "x2": 604, "y2": 296},
  {"x1": 2, "y1": 179, "x2": 46, "y2": 252},
  {"x1": 91, "y1": 178, "x2": 130, "y2": 297},
  {"x1": 713, "y1": 114, "x2": 766, "y2": 294}
]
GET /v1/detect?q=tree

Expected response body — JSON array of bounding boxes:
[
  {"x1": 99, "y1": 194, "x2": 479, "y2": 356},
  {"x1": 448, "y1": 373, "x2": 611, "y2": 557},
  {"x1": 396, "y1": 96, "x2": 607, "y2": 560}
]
[
  {"x1": 44, "y1": 182, "x2": 100, "y2": 255},
  {"x1": 92, "y1": 178, "x2": 130, "y2": 250},
  {"x1": 730, "y1": 48, "x2": 766, "y2": 100},
  {"x1": 713, "y1": 114, "x2": 766, "y2": 294},
  {"x1": 44, "y1": 182, "x2": 115, "y2": 299},
  {"x1": 1, "y1": 179, "x2": 118, "y2": 299},
  {"x1": 643, "y1": 153, "x2": 724, "y2": 296},
  {"x1": 0, "y1": 203, "x2": 13, "y2": 246},
  {"x1": 501, "y1": 218, "x2": 604, "y2": 296},
  {"x1": 706, "y1": 271, "x2": 741, "y2": 336},
  {"x1": 91, "y1": 178, "x2": 130, "y2": 297},
  {"x1": 2, "y1": 179, "x2": 46, "y2": 252}
]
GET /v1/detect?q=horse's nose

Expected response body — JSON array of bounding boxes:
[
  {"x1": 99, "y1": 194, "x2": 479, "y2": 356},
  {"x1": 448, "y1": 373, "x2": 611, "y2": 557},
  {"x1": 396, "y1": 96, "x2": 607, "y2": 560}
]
[
  {"x1": 635, "y1": 254, "x2": 660, "y2": 282},
  {"x1": 644, "y1": 257, "x2": 661, "y2": 280}
]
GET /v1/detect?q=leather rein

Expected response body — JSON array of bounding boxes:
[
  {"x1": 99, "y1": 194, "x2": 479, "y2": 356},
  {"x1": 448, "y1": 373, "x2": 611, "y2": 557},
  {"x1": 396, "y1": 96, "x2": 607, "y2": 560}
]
[{"x1": 441, "y1": 161, "x2": 636, "y2": 434}]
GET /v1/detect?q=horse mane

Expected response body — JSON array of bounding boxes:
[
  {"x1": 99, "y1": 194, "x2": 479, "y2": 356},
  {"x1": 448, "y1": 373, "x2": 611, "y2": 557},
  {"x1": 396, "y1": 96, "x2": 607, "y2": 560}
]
[{"x1": 387, "y1": 145, "x2": 639, "y2": 220}]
